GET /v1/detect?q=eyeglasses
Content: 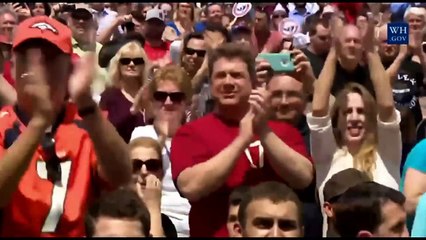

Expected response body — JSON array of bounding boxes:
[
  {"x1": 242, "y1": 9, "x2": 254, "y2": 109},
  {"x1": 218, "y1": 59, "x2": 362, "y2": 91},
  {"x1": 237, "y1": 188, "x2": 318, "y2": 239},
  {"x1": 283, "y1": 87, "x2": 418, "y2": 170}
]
[
  {"x1": 132, "y1": 159, "x2": 162, "y2": 172},
  {"x1": 273, "y1": 14, "x2": 286, "y2": 19},
  {"x1": 119, "y1": 57, "x2": 145, "y2": 65},
  {"x1": 185, "y1": 47, "x2": 206, "y2": 57},
  {"x1": 153, "y1": 91, "x2": 186, "y2": 103}
]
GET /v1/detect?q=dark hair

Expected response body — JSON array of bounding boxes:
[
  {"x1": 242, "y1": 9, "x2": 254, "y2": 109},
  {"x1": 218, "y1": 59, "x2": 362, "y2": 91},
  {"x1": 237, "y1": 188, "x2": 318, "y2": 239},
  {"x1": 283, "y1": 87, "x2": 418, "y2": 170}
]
[
  {"x1": 130, "y1": 10, "x2": 145, "y2": 23},
  {"x1": 229, "y1": 185, "x2": 250, "y2": 206},
  {"x1": 183, "y1": 32, "x2": 204, "y2": 48},
  {"x1": 332, "y1": 182, "x2": 406, "y2": 237},
  {"x1": 204, "y1": 22, "x2": 231, "y2": 43},
  {"x1": 306, "y1": 15, "x2": 329, "y2": 36},
  {"x1": 85, "y1": 187, "x2": 151, "y2": 237},
  {"x1": 208, "y1": 42, "x2": 256, "y2": 84},
  {"x1": 237, "y1": 181, "x2": 303, "y2": 229}
]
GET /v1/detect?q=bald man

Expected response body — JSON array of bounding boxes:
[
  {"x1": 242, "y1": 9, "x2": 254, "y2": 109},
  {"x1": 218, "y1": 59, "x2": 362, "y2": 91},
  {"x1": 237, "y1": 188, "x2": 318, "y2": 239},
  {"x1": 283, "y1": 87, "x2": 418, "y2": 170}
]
[
  {"x1": 330, "y1": 24, "x2": 375, "y2": 96},
  {"x1": 267, "y1": 73, "x2": 323, "y2": 237}
]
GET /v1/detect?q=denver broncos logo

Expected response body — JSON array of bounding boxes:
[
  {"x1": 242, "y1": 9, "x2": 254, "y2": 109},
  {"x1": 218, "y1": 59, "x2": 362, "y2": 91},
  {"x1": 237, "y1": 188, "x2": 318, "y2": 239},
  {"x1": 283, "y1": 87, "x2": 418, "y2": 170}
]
[
  {"x1": 232, "y1": 3, "x2": 252, "y2": 18},
  {"x1": 31, "y1": 22, "x2": 58, "y2": 34}
]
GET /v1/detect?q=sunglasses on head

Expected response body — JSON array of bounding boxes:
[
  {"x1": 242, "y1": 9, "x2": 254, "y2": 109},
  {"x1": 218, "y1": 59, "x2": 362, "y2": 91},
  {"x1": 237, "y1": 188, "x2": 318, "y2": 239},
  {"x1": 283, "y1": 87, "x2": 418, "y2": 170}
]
[
  {"x1": 132, "y1": 159, "x2": 162, "y2": 172},
  {"x1": 153, "y1": 91, "x2": 186, "y2": 103},
  {"x1": 185, "y1": 47, "x2": 206, "y2": 57},
  {"x1": 119, "y1": 57, "x2": 145, "y2": 65}
]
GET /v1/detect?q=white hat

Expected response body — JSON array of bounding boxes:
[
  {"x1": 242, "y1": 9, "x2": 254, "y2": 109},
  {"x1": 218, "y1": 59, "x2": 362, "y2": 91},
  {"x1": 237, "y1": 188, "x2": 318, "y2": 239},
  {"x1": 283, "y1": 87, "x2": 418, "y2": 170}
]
[
  {"x1": 273, "y1": 3, "x2": 286, "y2": 13},
  {"x1": 145, "y1": 8, "x2": 165, "y2": 22},
  {"x1": 323, "y1": 5, "x2": 335, "y2": 14}
]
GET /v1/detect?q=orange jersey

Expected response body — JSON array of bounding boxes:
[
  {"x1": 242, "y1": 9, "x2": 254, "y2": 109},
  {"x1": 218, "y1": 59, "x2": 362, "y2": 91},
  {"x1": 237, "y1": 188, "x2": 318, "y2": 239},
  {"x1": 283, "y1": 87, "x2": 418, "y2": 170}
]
[{"x1": 0, "y1": 104, "x2": 104, "y2": 237}]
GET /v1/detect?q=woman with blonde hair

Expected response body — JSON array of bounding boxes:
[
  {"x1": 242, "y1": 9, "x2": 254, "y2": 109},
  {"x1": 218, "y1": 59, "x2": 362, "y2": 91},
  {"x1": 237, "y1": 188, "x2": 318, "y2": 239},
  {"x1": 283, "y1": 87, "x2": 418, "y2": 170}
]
[
  {"x1": 131, "y1": 65, "x2": 193, "y2": 237},
  {"x1": 308, "y1": 17, "x2": 401, "y2": 236},
  {"x1": 100, "y1": 41, "x2": 150, "y2": 142},
  {"x1": 129, "y1": 136, "x2": 177, "y2": 237}
]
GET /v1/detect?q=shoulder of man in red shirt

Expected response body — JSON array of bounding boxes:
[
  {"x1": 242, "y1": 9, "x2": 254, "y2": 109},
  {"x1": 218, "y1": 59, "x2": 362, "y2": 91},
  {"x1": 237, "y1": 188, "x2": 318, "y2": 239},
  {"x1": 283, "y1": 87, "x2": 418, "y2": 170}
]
[{"x1": 144, "y1": 40, "x2": 172, "y2": 62}]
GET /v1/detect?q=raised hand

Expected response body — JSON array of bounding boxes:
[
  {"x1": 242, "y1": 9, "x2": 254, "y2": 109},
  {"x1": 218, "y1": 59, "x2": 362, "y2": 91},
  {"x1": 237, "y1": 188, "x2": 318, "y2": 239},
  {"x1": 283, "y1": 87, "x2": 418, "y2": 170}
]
[
  {"x1": 291, "y1": 49, "x2": 315, "y2": 79},
  {"x1": 255, "y1": 59, "x2": 273, "y2": 87},
  {"x1": 249, "y1": 87, "x2": 271, "y2": 132},
  {"x1": 68, "y1": 53, "x2": 97, "y2": 106},
  {"x1": 130, "y1": 83, "x2": 151, "y2": 115},
  {"x1": 362, "y1": 13, "x2": 377, "y2": 53},
  {"x1": 239, "y1": 106, "x2": 255, "y2": 145},
  {"x1": 68, "y1": 30, "x2": 97, "y2": 107},
  {"x1": 25, "y1": 49, "x2": 54, "y2": 128},
  {"x1": 409, "y1": 29, "x2": 423, "y2": 56},
  {"x1": 137, "y1": 175, "x2": 162, "y2": 210}
]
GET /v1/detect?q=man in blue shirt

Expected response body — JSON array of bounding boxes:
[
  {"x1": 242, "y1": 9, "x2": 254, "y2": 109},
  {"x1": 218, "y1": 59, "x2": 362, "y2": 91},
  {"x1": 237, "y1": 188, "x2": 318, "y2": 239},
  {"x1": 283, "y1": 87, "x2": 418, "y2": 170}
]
[{"x1": 194, "y1": 3, "x2": 224, "y2": 33}]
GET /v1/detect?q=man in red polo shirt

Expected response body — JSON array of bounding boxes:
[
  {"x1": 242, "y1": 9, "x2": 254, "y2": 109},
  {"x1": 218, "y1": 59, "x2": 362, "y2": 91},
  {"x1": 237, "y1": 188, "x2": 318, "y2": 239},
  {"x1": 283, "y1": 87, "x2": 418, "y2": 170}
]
[
  {"x1": 0, "y1": 16, "x2": 131, "y2": 237},
  {"x1": 143, "y1": 8, "x2": 171, "y2": 65},
  {"x1": 170, "y1": 43, "x2": 314, "y2": 237}
]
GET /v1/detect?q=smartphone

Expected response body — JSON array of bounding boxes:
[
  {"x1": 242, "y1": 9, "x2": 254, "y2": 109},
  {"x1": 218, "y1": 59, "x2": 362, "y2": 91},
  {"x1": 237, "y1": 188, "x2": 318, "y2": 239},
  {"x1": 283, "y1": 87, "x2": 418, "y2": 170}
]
[{"x1": 257, "y1": 53, "x2": 294, "y2": 73}]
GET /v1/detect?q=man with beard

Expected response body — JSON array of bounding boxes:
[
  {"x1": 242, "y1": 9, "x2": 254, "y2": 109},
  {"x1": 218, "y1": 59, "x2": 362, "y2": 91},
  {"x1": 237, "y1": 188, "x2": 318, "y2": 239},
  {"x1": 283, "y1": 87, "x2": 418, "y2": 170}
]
[
  {"x1": 266, "y1": 49, "x2": 322, "y2": 237},
  {"x1": 170, "y1": 43, "x2": 313, "y2": 237},
  {"x1": 143, "y1": 8, "x2": 170, "y2": 64},
  {"x1": 194, "y1": 3, "x2": 224, "y2": 33},
  {"x1": 377, "y1": 24, "x2": 424, "y2": 169}
]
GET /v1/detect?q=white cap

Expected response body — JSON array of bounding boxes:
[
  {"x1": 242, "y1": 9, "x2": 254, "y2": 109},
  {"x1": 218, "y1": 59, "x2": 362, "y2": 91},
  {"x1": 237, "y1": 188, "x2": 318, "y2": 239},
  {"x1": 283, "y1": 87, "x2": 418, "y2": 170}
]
[
  {"x1": 273, "y1": 3, "x2": 286, "y2": 13},
  {"x1": 323, "y1": 5, "x2": 335, "y2": 14},
  {"x1": 145, "y1": 8, "x2": 165, "y2": 22}
]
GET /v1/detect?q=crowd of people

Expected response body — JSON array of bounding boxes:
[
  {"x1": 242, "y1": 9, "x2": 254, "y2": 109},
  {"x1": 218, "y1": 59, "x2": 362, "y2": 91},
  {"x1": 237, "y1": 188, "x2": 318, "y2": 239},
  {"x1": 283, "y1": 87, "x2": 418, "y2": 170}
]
[{"x1": 0, "y1": 1, "x2": 426, "y2": 238}]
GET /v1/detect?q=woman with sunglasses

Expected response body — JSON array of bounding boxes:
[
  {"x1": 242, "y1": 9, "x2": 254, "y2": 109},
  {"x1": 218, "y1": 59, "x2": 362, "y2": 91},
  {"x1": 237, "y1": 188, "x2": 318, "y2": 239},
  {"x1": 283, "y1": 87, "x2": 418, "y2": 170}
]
[
  {"x1": 129, "y1": 136, "x2": 177, "y2": 237},
  {"x1": 100, "y1": 41, "x2": 150, "y2": 143},
  {"x1": 130, "y1": 64, "x2": 193, "y2": 237}
]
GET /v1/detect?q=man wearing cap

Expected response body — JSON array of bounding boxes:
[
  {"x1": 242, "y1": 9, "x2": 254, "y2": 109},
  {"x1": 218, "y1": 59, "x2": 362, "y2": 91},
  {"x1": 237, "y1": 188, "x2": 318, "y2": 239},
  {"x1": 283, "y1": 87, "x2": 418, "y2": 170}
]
[
  {"x1": 322, "y1": 168, "x2": 370, "y2": 237},
  {"x1": 68, "y1": 7, "x2": 109, "y2": 100},
  {"x1": 0, "y1": 16, "x2": 131, "y2": 237},
  {"x1": 144, "y1": 8, "x2": 171, "y2": 64}
]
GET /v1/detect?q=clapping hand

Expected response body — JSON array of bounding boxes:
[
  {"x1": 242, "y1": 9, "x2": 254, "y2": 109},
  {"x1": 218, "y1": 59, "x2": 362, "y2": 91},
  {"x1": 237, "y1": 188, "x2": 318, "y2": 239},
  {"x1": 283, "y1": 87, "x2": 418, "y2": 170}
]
[
  {"x1": 25, "y1": 49, "x2": 54, "y2": 128},
  {"x1": 68, "y1": 29, "x2": 97, "y2": 108}
]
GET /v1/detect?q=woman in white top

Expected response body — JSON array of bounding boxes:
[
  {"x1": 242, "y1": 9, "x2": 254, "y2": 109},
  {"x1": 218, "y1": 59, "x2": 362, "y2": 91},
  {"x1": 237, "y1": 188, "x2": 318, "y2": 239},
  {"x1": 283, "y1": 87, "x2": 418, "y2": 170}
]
[
  {"x1": 307, "y1": 17, "x2": 401, "y2": 236},
  {"x1": 131, "y1": 64, "x2": 193, "y2": 237}
]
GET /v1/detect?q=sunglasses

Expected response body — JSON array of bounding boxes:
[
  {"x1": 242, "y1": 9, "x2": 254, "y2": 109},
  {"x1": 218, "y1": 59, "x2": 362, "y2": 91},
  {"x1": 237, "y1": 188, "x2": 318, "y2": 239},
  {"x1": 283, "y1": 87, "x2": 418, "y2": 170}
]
[
  {"x1": 153, "y1": 91, "x2": 186, "y2": 103},
  {"x1": 132, "y1": 159, "x2": 162, "y2": 172},
  {"x1": 185, "y1": 47, "x2": 206, "y2": 57},
  {"x1": 273, "y1": 14, "x2": 286, "y2": 19},
  {"x1": 119, "y1": 57, "x2": 145, "y2": 65}
]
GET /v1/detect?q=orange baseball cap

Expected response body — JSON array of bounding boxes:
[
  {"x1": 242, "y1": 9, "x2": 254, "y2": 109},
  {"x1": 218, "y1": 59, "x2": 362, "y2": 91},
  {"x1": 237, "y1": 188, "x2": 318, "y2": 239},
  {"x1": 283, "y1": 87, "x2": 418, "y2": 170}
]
[{"x1": 12, "y1": 16, "x2": 72, "y2": 54}]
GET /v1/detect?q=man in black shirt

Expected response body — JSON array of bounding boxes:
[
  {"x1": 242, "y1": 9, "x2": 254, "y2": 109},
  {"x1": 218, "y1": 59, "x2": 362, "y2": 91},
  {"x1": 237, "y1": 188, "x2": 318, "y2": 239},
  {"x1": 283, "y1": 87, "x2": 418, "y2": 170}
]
[
  {"x1": 302, "y1": 15, "x2": 331, "y2": 78},
  {"x1": 377, "y1": 24, "x2": 424, "y2": 169},
  {"x1": 331, "y1": 24, "x2": 375, "y2": 96}
]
